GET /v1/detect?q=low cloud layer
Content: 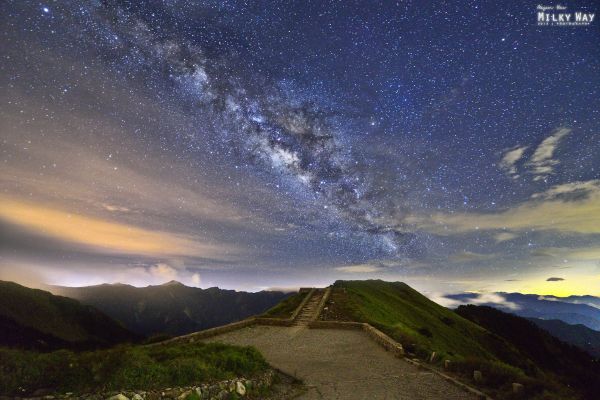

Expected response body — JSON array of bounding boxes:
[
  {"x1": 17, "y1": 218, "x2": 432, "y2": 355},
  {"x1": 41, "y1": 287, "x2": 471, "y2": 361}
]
[{"x1": 433, "y1": 292, "x2": 521, "y2": 310}]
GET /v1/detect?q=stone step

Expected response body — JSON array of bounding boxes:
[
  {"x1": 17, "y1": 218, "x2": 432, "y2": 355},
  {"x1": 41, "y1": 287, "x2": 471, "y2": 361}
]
[{"x1": 292, "y1": 290, "x2": 326, "y2": 325}]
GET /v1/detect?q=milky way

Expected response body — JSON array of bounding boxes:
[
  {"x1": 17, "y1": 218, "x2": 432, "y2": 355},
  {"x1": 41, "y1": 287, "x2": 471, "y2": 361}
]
[
  {"x1": 85, "y1": 2, "x2": 413, "y2": 256},
  {"x1": 1, "y1": 0, "x2": 599, "y2": 294}
]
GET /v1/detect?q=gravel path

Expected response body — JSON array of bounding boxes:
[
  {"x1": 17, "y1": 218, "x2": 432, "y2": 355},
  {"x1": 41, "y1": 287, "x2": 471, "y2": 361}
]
[{"x1": 204, "y1": 325, "x2": 477, "y2": 399}]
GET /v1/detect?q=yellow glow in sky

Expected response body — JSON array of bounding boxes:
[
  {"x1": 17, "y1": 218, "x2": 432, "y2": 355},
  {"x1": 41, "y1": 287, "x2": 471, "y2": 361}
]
[{"x1": 0, "y1": 196, "x2": 232, "y2": 258}]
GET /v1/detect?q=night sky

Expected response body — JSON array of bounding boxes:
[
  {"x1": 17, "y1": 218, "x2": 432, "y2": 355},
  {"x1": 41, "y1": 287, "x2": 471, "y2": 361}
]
[{"x1": 1, "y1": 1, "x2": 599, "y2": 296}]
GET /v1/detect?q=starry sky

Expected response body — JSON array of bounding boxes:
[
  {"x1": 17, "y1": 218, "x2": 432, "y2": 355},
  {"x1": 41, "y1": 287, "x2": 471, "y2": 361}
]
[{"x1": 1, "y1": 0, "x2": 599, "y2": 295}]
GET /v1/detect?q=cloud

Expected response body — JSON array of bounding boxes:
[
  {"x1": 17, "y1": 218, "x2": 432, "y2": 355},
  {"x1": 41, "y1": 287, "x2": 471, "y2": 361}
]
[
  {"x1": 494, "y1": 232, "x2": 519, "y2": 242},
  {"x1": 530, "y1": 248, "x2": 556, "y2": 257},
  {"x1": 450, "y1": 251, "x2": 495, "y2": 262},
  {"x1": 149, "y1": 263, "x2": 179, "y2": 282},
  {"x1": 526, "y1": 127, "x2": 571, "y2": 181},
  {"x1": 432, "y1": 292, "x2": 521, "y2": 310},
  {"x1": 499, "y1": 145, "x2": 528, "y2": 179},
  {"x1": 407, "y1": 181, "x2": 600, "y2": 235},
  {"x1": 0, "y1": 196, "x2": 238, "y2": 259},
  {"x1": 531, "y1": 246, "x2": 600, "y2": 261},
  {"x1": 546, "y1": 277, "x2": 565, "y2": 282},
  {"x1": 191, "y1": 272, "x2": 202, "y2": 286},
  {"x1": 335, "y1": 263, "x2": 384, "y2": 273},
  {"x1": 101, "y1": 203, "x2": 131, "y2": 212},
  {"x1": 531, "y1": 180, "x2": 600, "y2": 202}
]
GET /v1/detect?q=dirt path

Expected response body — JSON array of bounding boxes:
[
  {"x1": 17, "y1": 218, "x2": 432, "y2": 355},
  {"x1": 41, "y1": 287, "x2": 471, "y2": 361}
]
[{"x1": 203, "y1": 325, "x2": 477, "y2": 399}]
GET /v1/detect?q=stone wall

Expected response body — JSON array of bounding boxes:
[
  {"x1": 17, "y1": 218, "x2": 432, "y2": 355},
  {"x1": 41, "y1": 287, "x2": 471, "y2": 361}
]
[
  {"x1": 311, "y1": 287, "x2": 331, "y2": 322},
  {"x1": 362, "y1": 324, "x2": 404, "y2": 357},
  {"x1": 155, "y1": 317, "x2": 258, "y2": 346}
]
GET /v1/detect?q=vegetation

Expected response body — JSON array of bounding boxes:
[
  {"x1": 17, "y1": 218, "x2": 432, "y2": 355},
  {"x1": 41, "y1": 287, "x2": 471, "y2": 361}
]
[
  {"x1": 457, "y1": 305, "x2": 600, "y2": 400},
  {"x1": 0, "y1": 281, "x2": 139, "y2": 350},
  {"x1": 323, "y1": 280, "x2": 587, "y2": 399},
  {"x1": 262, "y1": 291, "x2": 307, "y2": 319},
  {"x1": 0, "y1": 341, "x2": 268, "y2": 396}
]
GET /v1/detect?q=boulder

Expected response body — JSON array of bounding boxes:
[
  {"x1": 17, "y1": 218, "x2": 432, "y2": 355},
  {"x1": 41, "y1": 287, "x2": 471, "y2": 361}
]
[
  {"x1": 235, "y1": 381, "x2": 246, "y2": 396},
  {"x1": 177, "y1": 390, "x2": 191, "y2": 400},
  {"x1": 107, "y1": 395, "x2": 129, "y2": 400},
  {"x1": 217, "y1": 390, "x2": 229, "y2": 399},
  {"x1": 512, "y1": 382, "x2": 524, "y2": 394}
]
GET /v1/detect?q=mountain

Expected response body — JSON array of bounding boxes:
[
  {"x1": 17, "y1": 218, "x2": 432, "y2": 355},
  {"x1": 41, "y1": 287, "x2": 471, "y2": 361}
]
[
  {"x1": 51, "y1": 281, "x2": 290, "y2": 336},
  {"x1": 322, "y1": 280, "x2": 599, "y2": 400},
  {"x1": 527, "y1": 317, "x2": 600, "y2": 358},
  {"x1": 456, "y1": 305, "x2": 600, "y2": 400},
  {"x1": 0, "y1": 281, "x2": 139, "y2": 350},
  {"x1": 538, "y1": 294, "x2": 600, "y2": 309},
  {"x1": 444, "y1": 292, "x2": 600, "y2": 330}
]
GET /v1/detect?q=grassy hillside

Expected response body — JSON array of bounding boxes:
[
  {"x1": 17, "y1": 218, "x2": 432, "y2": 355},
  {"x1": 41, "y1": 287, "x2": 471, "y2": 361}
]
[
  {"x1": 262, "y1": 290, "x2": 307, "y2": 318},
  {"x1": 322, "y1": 280, "x2": 582, "y2": 399},
  {"x1": 0, "y1": 341, "x2": 267, "y2": 396},
  {"x1": 0, "y1": 281, "x2": 139, "y2": 350},
  {"x1": 53, "y1": 281, "x2": 290, "y2": 336},
  {"x1": 323, "y1": 280, "x2": 520, "y2": 360}
]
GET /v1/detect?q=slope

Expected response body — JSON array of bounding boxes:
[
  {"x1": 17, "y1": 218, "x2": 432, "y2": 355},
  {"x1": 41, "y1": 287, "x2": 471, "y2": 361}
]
[
  {"x1": 0, "y1": 281, "x2": 139, "y2": 350},
  {"x1": 528, "y1": 317, "x2": 600, "y2": 358},
  {"x1": 457, "y1": 305, "x2": 600, "y2": 400}
]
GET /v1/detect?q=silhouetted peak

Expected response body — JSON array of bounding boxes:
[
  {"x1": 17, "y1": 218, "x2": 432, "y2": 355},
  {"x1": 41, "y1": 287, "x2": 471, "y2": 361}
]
[{"x1": 161, "y1": 280, "x2": 185, "y2": 287}]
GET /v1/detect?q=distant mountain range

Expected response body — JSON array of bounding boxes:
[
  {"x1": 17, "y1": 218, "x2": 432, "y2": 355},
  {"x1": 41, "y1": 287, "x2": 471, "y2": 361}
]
[
  {"x1": 443, "y1": 291, "x2": 600, "y2": 358},
  {"x1": 0, "y1": 281, "x2": 139, "y2": 350},
  {"x1": 50, "y1": 281, "x2": 290, "y2": 336},
  {"x1": 444, "y1": 292, "x2": 600, "y2": 330},
  {"x1": 528, "y1": 317, "x2": 600, "y2": 358}
]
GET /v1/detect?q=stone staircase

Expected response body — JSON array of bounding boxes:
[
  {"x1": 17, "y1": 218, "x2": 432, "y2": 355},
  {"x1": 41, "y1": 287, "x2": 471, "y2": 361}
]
[{"x1": 293, "y1": 289, "x2": 325, "y2": 326}]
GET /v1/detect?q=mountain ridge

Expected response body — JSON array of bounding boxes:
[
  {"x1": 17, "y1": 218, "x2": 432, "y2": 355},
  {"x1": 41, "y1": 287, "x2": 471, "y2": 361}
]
[
  {"x1": 50, "y1": 282, "x2": 291, "y2": 336},
  {"x1": 444, "y1": 291, "x2": 600, "y2": 330},
  {"x1": 0, "y1": 280, "x2": 139, "y2": 350}
]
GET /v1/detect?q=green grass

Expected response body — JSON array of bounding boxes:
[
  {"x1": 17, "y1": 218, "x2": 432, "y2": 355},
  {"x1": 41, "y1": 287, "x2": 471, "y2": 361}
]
[
  {"x1": 326, "y1": 280, "x2": 577, "y2": 400},
  {"x1": 262, "y1": 291, "x2": 307, "y2": 319},
  {"x1": 328, "y1": 280, "x2": 512, "y2": 360},
  {"x1": 0, "y1": 342, "x2": 268, "y2": 396}
]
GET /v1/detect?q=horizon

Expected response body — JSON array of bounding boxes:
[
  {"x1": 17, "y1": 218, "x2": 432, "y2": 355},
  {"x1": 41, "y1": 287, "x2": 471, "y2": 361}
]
[
  {"x1": 1, "y1": 1, "x2": 599, "y2": 298},
  {"x1": 7, "y1": 277, "x2": 600, "y2": 302}
]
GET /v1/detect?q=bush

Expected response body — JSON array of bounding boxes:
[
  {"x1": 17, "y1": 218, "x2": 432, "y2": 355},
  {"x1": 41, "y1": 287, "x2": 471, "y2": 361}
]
[{"x1": 417, "y1": 327, "x2": 433, "y2": 338}]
